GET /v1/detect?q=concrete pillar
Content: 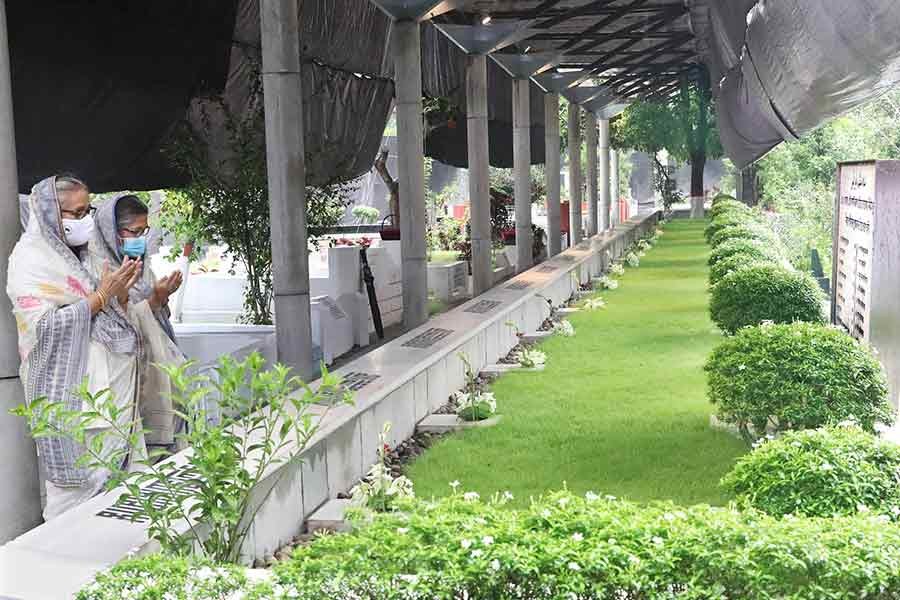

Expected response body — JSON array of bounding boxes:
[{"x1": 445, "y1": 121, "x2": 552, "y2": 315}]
[
  {"x1": 544, "y1": 93, "x2": 561, "y2": 257},
  {"x1": 467, "y1": 54, "x2": 492, "y2": 295},
  {"x1": 585, "y1": 112, "x2": 598, "y2": 237},
  {"x1": 598, "y1": 118, "x2": 611, "y2": 232},
  {"x1": 260, "y1": 0, "x2": 314, "y2": 379},
  {"x1": 567, "y1": 102, "x2": 582, "y2": 245},
  {"x1": 393, "y1": 21, "x2": 428, "y2": 327},
  {"x1": 610, "y1": 150, "x2": 620, "y2": 226},
  {"x1": 512, "y1": 78, "x2": 532, "y2": 272},
  {"x1": 0, "y1": 0, "x2": 42, "y2": 542}
]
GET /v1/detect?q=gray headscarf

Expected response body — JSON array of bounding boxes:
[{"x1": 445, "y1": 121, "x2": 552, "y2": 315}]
[{"x1": 93, "y1": 194, "x2": 178, "y2": 344}]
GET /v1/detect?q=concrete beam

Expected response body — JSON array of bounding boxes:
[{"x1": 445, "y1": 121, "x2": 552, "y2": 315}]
[
  {"x1": 567, "y1": 102, "x2": 582, "y2": 245},
  {"x1": 467, "y1": 54, "x2": 492, "y2": 295},
  {"x1": 0, "y1": 0, "x2": 41, "y2": 542},
  {"x1": 544, "y1": 93, "x2": 561, "y2": 257},
  {"x1": 513, "y1": 78, "x2": 533, "y2": 272},
  {"x1": 393, "y1": 21, "x2": 428, "y2": 328},
  {"x1": 585, "y1": 112, "x2": 598, "y2": 237},
  {"x1": 598, "y1": 118, "x2": 611, "y2": 231},
  {"x1": 610, "y1": 150, "x2": 620, "y2": 226},
  {"x1": 260, "y1": 0, "x2": 314, "y2": 379}
]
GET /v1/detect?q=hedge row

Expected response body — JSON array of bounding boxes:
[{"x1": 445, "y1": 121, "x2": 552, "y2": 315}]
[
  {"x1": 705, "y1": 195, "x2": 825, "y2": 333},
  {"x1": 78, "y1": 492, "x2": 900, "y2": 600}
]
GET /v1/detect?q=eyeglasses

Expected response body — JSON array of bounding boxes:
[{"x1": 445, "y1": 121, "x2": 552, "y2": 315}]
[
  {"x1": 118, "y1": 226, "x2": 150, "y2": 238},
  {"x1": 60, "y1": 205, "x2": 96, "y2": 220}
]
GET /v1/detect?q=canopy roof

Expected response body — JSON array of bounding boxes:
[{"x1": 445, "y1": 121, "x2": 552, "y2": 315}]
[{"x1": 10, "y1": 1, "x2": 900, "y2": 191}]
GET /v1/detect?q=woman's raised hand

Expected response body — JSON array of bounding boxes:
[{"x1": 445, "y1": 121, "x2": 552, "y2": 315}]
[{"x1": 99, "y1": 258, "x2": 142, "y2": 306}]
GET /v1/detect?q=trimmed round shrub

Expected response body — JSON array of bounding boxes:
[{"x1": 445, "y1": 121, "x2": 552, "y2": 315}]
[
  {"x1": 705, "y1": 212, "x2": 758, "y2": 243},
  {"x1": 705, "y1": 322, "x2": 892, "y2": 440},
  {"x1": 722, "y1": 425, "x2": 900, "y2": 519},
  {"x1": 709, "y1": 223, "x2": 777, "y2": 249},
  {"x1": 708, "y1": 200, "x2": 751, "y2": 221},
  {"x1": 708, "y1": 237, "x2": 782, "y2": 268},
  {"x1": 709, "y1": 264, "x2": 824, "y2": 333},
  {"x1": 708, "y1": 253, "x2": 772, "y2": 286}
]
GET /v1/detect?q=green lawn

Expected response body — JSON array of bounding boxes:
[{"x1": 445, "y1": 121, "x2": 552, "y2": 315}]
[{"x1": 408, "y1": 219, "x2": 747, "y2": 507}]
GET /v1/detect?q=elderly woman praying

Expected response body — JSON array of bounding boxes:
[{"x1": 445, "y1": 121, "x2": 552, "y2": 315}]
[
  {"x1": 89, "y1": 194, "x2": 185, "y2": 453},
  {"x1": 7, "y1": 175, "x2": 144, "y2": 520}
]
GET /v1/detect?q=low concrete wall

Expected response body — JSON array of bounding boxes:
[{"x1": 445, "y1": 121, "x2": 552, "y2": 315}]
[{"x1": 0, "y1": 212, "x2": 659, "y2": 600}]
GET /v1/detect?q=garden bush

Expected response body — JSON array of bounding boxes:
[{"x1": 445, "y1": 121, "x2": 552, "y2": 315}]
[
  {"x1": 707, "y1": 253, "x2": 772, "y2": 286},
  {"x1": 704, "y1": 212, "x2": 759, "y2": 243},
  {"x1": 708, "y1": 199, "x2": 750, "y2": 221},
  {"x1": 709, "y1": 264, "x2": 824, "y2": 333},
  {"x1": 722, "y1": 425, "x2": 900, "y2": 519},
  {"x1": 79, "y1": 492, "x2": 900, "y2": 599},
  {"x1": 707, "y1": 237, "x2": 782, "y2": 267},
  {"x1": 709, "y1": 223, "x2": 778, "y2": 249},
  {"x1": 705, "y1": 322, "x2": 892, "y2": 441}
]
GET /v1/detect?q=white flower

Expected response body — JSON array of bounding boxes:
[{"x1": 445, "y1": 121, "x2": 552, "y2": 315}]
[
  {"x1": 608, "y1": 538, "x2": 617, "y2": 545},
  {"x1": 503, "y1": 491, "x2": 514, "y2": 502},
  {"x1": 558, "y1": 496, "x2": 570, "y2": 507},
  {"x1": 858, "y1": 504, "x2": 871, "y2": 513},
  {"x1": 584, "y1": 297, "x2": 607, "y2": 311},
  {"x1": 461, "y1": 538, "x2": 473, "y2": 549},
  {"x1": 482, "y1": 535, "x2": 494, "y2": 545},
  {"x1": 397, "y1": 574, "x2": 419, "y2": 584},
  {"x1": 891, "y1": 506, "x2": 900, "y2": 517},
  {"x1": 553, "y1": 320, "x2": 576, "y2": 337},
  {"x1": 568, "y1": 561, "x2": 582, "y2": 571},
  {"x1": 464, "y1": 491, "x2": 480, "y2": 502},
  {"x1": 651, "y1": 536, "x2": 664, "y2": 546},
  {"x1": 471, "y1": 549, "x2": 484, "y2": 558},
  {"x1": 572, "y1": 532, "x2": 584, "y2": 542},
  {"x1": 491, "y1": 559, "x2": 501, "y2": 571},
  {"x1": 605, "y1": 495, "x2": 617, "y2": 501},
  {"x1": 541, "y1": 509, "x2": 552, "y2": 518},
  {"x1": 397, "y1": 527, "x2": 409, "y2": 534},
  {"x1": 585, "y1": 491, "x2": 599, "y2": 502},
  {"x1": 450, "y1": 480, "x2": 461, "y2": 490},
  {"x1": 517, "y1": 349, "x2": 547, "y2": 368},
  {"x1": 738, "y1": 364, "x2": 746, "y2": 371},
  {"x1": 820, "y1": 462, "x2": 834, "y2": 472},
  {"x1": 663, "y1": 512, "x2": 676, "y2": 522}
]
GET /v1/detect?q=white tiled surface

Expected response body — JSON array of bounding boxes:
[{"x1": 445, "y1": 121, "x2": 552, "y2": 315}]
[{"x1": 0, "y1": 212, "x2": 659, "y2": 599}]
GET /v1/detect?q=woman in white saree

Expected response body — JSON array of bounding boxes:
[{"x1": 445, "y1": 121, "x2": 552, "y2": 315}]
[
  {"x1": 8, "y1": 175, "x2": 145, "y2": 520},
  {"x1": 89, "y1": 194, "x2": 185, "y2": 452}
]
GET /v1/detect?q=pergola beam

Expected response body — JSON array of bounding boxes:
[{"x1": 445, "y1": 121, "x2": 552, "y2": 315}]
[
  {"x1": 534, "y1": 0, "x2": 619, "y2": 30},
  {"x1": 557, "y1": 0, "x2": 651, "y2": 52},
  {"x1": 568, "y1": 5, "x2": 686, "y2": 57}
]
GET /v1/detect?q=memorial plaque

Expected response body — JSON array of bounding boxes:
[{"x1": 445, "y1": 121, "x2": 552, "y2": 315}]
[
  {"x1": 97, "y1": 465, "x2": 198, "y2": 523},
  {"x1": 557, "y1": 255, "x2": 577, "y2": 263},
  {"x1": 402, "y1": 327, "x2": 454, "y2": 349},
  {"x1": 341, "y1": 371, "x2": 381, "y2": 391},
  {"x1": 451, "y1": 263, "x2": 467, "y2": 292},
  {"x1": 464, "y1": 299, "x2": 503, "y2": 314},
  {"x1": 537, "y1": 264, "x2": 557, "y2": 273},
  {"x1": 506, "y1": 280, "x2": 531, "y2": 290},
  {"x1": 318, "y1": 296, "x2": 347, "y2": 320},
  {"x1": 831, "y1": 160, "x2": 900, "y2": 407}
]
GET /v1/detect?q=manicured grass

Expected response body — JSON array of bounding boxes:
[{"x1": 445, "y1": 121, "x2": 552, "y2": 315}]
[
  {"x1": 408, "y1": 220, "x2": 748, "y2": 507},
  {"x1": 427, "y1": 250, "x2": 460, "y2": 265}
]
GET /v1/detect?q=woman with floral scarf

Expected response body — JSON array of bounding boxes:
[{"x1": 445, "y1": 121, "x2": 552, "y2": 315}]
[{"x1": 7, "y1": 175, "x2": 144, "y2": 520}]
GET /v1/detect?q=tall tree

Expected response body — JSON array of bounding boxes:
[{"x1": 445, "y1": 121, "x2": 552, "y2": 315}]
[{"x1": 612, "y1": 69, "x2": 723, "y2": 202}]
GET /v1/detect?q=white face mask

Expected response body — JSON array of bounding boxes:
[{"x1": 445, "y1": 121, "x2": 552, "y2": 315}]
[{"x1": 61, "y1": 214, "x2": 95, "y2": 247}]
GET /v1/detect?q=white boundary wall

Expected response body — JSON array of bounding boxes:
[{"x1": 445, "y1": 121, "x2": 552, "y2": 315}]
[{"x1": 0, "y1": 212, "x2": 659, "y2": 600}]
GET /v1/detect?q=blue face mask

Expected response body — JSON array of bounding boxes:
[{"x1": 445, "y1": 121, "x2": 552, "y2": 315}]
[{"x1": 121, "y1": 237, "x2": 147, "y2": 258}]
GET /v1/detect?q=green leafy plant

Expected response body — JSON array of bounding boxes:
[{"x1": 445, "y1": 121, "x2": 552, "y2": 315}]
[
  {"x1": 709, "y1": 263, "x2": 825, "y2": 333},
  {"x1": 704, "y1": 212, "x2": 760, "y2": 244},
  {"x1": 162, "y1": 69, "x2": 354, "y2": 324},
  {"x1": 516, "y1": 348, "x2": 547, "y2": 368},
  {"x1": 709, "y1": 223, "x2": 777, "y2": 249},
  {"x1": 351, "y1": 205, "x2": 379, "y2": 225},
  {"x1": 707, "y1": 237, "x2": 782, "y2": 268},
  {"x1": 454, "y1": 352, "x2": 496, "y2": 421},
  {"x1": 623, "y1": 252, "x2": 640, "y2": 268},
  {"x1": 707, "y1": 253, "x2": 771, "y2": 286},
  {"x1": 13, "y1": 354, "x2": 350, "y2": 563},
  {"x1": 705, "y1": 322, "x2": 892, "y2": 442},
  {"x1": 349, "y1": 422, "x2": 415, "y2": 512},
  {"x1": 722, "y1": 424, "x2": 900, "y2": 518}
]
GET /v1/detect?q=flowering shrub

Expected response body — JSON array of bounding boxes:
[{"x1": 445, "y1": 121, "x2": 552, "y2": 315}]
[
  {"x1": 705, "y1": 322, "x2": 892, "y2": 442},
  {"x1": 709, "y1": 264, "x2": 825, "y2": 334},
  {"x1": 516, "y1": 348, "x2": 547, "y2": 368},
  {"x1": 582, "y1": 297, "x2": 606, "y2": 311},
  {"x1": 722, "y1": 424, "x2": 900, "y2": 519},
  {"x1": 609, "y1": 263, "x2": 625, "y2": 277},
  {"x1": 454, "y1": 390, "x2": 497, "y2": 421},
  {"x1": 552, "y1": 320, "x2": 575, "y2": 337},
  {"x1": 596, "y1": 276, "x2": 619, "y2": 290},
  {"x1": 79, "y1": 490, "x2": 900, "y2": 599},
  {"x1": 350, "y1": 422, "x2": 415, "y2": 512},
  {"x1": 624, "y1": 252, "x2": 640, "y2": 267},
  {"x1": 76, "y1": 555, "x2": 249, "y2": 600}
]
